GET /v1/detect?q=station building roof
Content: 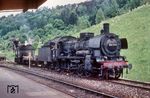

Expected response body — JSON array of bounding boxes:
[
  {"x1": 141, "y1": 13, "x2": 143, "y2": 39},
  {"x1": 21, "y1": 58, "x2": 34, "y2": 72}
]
[{"x1": 0, "y1": 0, "x2": 47, "y2": 11}]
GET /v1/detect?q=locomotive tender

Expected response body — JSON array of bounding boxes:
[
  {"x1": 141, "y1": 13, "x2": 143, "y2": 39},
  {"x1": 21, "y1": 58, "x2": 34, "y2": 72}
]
[{"x1": 13, "y1": 23, "x2": 132, "y2": 79}]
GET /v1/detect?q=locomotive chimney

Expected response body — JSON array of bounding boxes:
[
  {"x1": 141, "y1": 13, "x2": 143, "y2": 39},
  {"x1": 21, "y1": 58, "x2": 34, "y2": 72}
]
[{"x1": 103, "y1": 23, "x2": 110, "y2": 33}]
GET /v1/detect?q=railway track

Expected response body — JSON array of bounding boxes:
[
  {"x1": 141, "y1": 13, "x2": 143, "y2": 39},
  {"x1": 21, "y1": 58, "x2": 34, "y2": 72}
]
[
  {"x1": 108, "y1": 78, "x2": 150, "y2": 91},
  {"x1": 0, "y1": 64, "x2": 117, "y2": 98}
]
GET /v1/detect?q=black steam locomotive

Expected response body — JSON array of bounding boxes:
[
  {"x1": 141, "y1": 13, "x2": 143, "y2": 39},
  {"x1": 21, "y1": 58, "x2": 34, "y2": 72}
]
[{"x1": 13, "y1": 23, "x2": 132, "y2": 79}]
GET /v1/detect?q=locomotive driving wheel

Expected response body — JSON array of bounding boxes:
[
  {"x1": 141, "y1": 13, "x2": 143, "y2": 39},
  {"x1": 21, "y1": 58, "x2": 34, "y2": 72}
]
[
  {"x1": 54, "y1": 62, "x2": 61, "y2": 72},
  {"x1": 102, "y1": 69, "x2": 109, "y2": 79},
  {"x1": 77, "y1": 64, "x2": 84, "y2": 77},
  {"x1": 84, "y1": 70, "x2": 92, "y2": 77},
  {"x1": 114, "y1": 69, "x2": 121, "y2": 79}
]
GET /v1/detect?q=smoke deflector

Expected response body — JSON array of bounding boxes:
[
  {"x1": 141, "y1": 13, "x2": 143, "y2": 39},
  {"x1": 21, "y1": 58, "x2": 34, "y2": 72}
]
[{"x1": 120, "y1": 38, "x2": 128, "y2": 49}]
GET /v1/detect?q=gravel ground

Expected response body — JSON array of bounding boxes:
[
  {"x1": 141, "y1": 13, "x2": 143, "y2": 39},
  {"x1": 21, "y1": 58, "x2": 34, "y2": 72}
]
[
  {"x1": 11, "y1": 70, "x2": 103, "y2": 98},
  {"x1": 2, "y1": 63, "x2": 150, "y2": 98}
]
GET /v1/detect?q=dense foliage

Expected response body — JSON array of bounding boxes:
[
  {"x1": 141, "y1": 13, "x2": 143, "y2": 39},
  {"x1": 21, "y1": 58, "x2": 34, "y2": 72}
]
[{"x1": 0, "y1": 0, "x2": 149, "y2": 52}]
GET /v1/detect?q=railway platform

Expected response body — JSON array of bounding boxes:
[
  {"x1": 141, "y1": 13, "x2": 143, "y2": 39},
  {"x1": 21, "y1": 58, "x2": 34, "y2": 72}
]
[{"x1": 0, "y1": 67, "x2": 73, "y2": 98}]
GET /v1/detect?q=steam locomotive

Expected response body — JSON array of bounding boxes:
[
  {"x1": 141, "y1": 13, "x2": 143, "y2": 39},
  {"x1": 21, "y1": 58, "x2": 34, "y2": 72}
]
[{"x1": 13, "y1": 23, "x2": 132, "y2": 79}]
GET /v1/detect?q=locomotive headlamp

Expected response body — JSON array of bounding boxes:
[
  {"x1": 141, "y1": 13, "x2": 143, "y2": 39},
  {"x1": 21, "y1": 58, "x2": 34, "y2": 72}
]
[
  {"x1": 117, "y1": 58, "x2": 123, "y2": 61},
  {"x1": 96, "y1": 58, "x2": 101, "y2": 62},
  {"x1": 96, "y1": 58, "x2": 104, "y2": 62},
  {"x1": 104, "y1": 56, "x2": 108, "y2": 60}
]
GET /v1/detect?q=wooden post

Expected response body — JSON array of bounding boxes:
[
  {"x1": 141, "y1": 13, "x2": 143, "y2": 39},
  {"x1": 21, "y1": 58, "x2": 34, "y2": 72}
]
[{"x1": 29, "y1": 52, "x2": 31, "y2": 69}]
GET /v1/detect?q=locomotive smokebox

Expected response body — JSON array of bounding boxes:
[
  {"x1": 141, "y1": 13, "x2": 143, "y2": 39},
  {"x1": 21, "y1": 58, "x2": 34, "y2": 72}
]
[{"x1": 103, "y1": 23, "x2": 110, "y2": 33}]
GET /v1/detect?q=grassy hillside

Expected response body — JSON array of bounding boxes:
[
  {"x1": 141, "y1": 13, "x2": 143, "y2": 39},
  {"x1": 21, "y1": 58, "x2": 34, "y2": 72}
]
[{"x1": 74, "y1": 5, "x2": 150, "y2": 82}]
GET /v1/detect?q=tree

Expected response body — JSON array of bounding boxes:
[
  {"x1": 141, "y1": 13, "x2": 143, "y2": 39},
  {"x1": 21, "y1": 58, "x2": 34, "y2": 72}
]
[
  {"x1": 101, "y1": 0, "x2": 119, "y2": 18},
  {"x1": 117, "y1": 0, "x2": 128, "y2": 8},
  {"x1": 34, "y1": 28, "x2": 45, "y2": 38},
  {"x1": 69, "y1": 11, "x2": 78, "y2": 25},
  {"x1": 142, "y1": 0, "x2": 150, "y2": 4},
  {"x1": 76, "y1": 5, "x2": 87, "y2": 16},
  {"x1": 110, "y1": 0, "x2": 119, "y2": 17},
  {"x1": 53, "y1": 19, "x2": 65, "y2": 30},
  {"x1": 20, "y1": 25, "x2": 30, "y2": 33},
  {"x1": 89, "y1": 14, "x2": 96, "y2": 25},
  {"x1": 44, "y1": 23, "x2": 54, "y2": 35},
  {"x1": 128, "y1": 0, "x2": 141, "y2": 10},
  {"x1": 77, "y1": 16, "x2": 91, "y2": 29},
  {"x1": 61, "y1": 8, "x2": 71, "y2": 25},
  {"x1": 95, "y1": 8, "x2": 105, "y2": 24},
  {"x1": 33, "y1": 35, "x2": 40, "y2": 49}
]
